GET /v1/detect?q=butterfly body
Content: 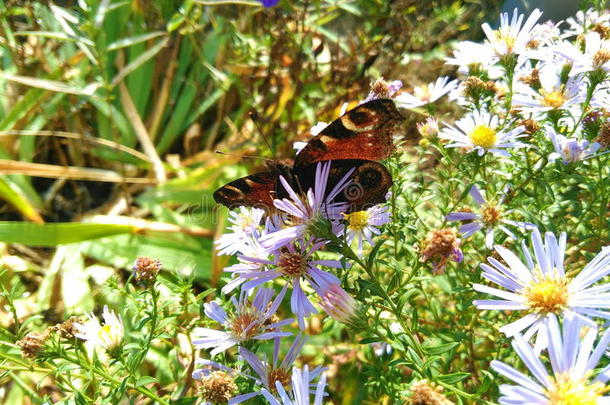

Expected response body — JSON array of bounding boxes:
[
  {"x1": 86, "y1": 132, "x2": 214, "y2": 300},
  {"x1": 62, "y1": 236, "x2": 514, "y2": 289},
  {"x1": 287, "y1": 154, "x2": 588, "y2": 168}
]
[{"x1": 213, "y1": 98, "x2": 403, "y2": 211}]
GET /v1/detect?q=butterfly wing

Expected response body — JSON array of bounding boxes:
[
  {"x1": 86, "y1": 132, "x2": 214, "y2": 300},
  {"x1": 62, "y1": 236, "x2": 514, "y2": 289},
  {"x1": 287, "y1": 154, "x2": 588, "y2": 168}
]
[
  {"x1": 282, "y1": 159, "x2": 393, "y2": 212},
  {"x1": 293, "y1": 99, "x2": 404, "y2": 168},
  {"x1": 213, "y1": 171, "x2": 278, "y2": 209}
]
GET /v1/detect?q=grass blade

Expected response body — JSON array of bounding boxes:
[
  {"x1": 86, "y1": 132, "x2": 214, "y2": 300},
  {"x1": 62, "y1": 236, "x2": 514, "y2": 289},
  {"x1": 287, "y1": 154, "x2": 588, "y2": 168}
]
[{"x1": 0, "y1": 222, "x2": 136, "y2": 246}]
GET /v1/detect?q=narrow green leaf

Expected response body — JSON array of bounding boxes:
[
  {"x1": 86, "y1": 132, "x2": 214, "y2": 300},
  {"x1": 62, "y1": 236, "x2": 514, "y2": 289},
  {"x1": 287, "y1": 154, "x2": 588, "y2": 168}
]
[
  {"x1": 107, "y1": 31, "x2": 167, "y2": 51},
  {"x1": 424, "y1": 342, "x2": 460, "y2": 355},
  {"x1": 0, "y1": 178, "x2": 43, "y2": 223},
  {"x1": 437, "y1": 372, "x2": 470, "y2": 384},
  {"x1": 0, "y1": 222, "x2": 136, "y2": 246},
  {"x1": 110, "y1": 37, "x2": 169, "y2": 87},
  {"x1": 0, "y1": 73, "x2": 99, "y2": 96}
]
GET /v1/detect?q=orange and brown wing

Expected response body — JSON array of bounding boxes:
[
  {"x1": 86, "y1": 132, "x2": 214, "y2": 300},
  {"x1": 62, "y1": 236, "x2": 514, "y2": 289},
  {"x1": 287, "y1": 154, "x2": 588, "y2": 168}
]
[
  {"x1": 293, "y1": 98, "x2": 404, "y2": 168},
  {"x1": 282, "y1": 159, "x2": 393, "y2": 212},
  {"x1": 213, "y1": 172, "x2": 277, "y2": 209}
]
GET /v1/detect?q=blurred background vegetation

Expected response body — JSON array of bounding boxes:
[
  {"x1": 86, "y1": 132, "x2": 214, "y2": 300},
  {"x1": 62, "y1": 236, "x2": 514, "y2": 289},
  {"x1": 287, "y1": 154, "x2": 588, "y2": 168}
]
[{"x1": 0, "y1": 0, "x2": 513, "y2": 403}]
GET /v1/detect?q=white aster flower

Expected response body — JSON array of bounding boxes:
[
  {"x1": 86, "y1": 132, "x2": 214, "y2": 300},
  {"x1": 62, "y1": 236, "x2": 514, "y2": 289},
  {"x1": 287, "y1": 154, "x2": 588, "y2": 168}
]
[
  {"x1": 548, "y1": 127, "x2": 603, "y2": 164},
  {"x1": 474, "y1": 228, "x2": 610, "y2": 349},
  {"x1": 445, "y1": 41, "x2": 497, "y2": 75},
  {"x1": 492, "y1": 313, "x2": 610, "y2": 404},
  {"x1": 394, "y1": 76, "x2": 457, "y2": 109},
  {"x1": 439, "y1": 110, "x2": 527, "y2": 157},
  {"x1": 215, "y1": 207, "x2": 266, "y2": 256},
  {"x1": 339, "y1": 204, "x2": 390, "y2": 254},
  {"x1": 481, "y1": 8, "x2": 543, "y2": 56},
  {"x1": 555, "y1": 32, "x2": 610, "y2": 75},
  {"x1": 512, "y1": 64, "x2": 585, "y2": 114},
  {"x1": 528, "y1": 21, "x2": 562, "y2": 48},
  {"x1": 562, "y1": 8, "x2": 610, "y2": 38},
  {"x1": 416, "y1": 117, "x2": 440, "y2": 138},
  {"x1": 75, "y1": 305, "x2": 124, "y2": 352}
]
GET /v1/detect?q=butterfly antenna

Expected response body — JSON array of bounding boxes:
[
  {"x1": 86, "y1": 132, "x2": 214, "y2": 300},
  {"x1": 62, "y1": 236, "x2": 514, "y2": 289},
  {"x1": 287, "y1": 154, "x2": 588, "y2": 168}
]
[
  {"x1": 249, "y1": 110, "x2": 275, "y2": 156},
  {"x1": 215, "y1": 150, "x2": 274, "y2": 163}
]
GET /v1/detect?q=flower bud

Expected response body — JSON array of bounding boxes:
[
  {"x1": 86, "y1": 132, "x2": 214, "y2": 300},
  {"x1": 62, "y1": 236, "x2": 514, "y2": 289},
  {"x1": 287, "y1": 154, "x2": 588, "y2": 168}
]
[{"x1": 318, "y1": 284, "x2": 358, "y2": 324}]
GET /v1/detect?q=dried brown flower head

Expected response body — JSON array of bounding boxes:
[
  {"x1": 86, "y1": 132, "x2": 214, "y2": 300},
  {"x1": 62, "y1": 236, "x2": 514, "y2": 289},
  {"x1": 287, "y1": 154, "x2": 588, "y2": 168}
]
[
  {"x1": 420, "y1": 228, "x2": 463, "y2": 274},
  {"x1": 52, "y1": 316, "x2": 83, "y2": 340},
  {"x1": 520, "y1": 68, "x2": 540, "y2": 88},
  {"x1": 199, "y1": 371, "x2": 237, "y2": 404},
  {"x1": 592, "y1": 23, "x2": 610, "y2": 40},
  {"x1": 409, "y1": 379, "x2": 453, "y2": 405},
  {"x1": 132, "y1": 257, "x2": 162, "y2": 284},
  {"x1": 596, "y1": 121, "x2": 610, "y2": 149},
  {"x1": 370, "y1": 78, "x2": 393, "y2": 99},
  {"x1": 462, "y1": 77, "x2": 498, "y2": 100},
  {"x1": 17, "y1": 330, "x2": 50, "y2": 359},
  {"x1": 519, "y1": 118, "x2": 540, "y2": 135}
]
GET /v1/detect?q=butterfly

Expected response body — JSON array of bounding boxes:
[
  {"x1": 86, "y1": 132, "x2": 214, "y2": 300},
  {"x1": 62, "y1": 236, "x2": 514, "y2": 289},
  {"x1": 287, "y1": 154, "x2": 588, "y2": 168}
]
[{"x1": 213, "y1": 98, "x2": 403, "y2": 211}]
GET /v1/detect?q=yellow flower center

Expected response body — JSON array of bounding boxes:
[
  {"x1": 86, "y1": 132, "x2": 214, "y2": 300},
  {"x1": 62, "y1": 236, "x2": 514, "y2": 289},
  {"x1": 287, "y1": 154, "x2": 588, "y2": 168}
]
[
  {"x1": 344, "y1": 211, "x2": 370, "y2": 231},
  {"x1": 414, "y1": 86, "x2": 432, "y2": 102},
  {"x1": 494, "y1": 29, "x2": 516, "y2": 53},
  {"x1": 98, "y1": 324, "x2": 121, "y2": 350},
  {"x1": 541, "y1": 90, "x2": 567, "y2": 109},
  {"x1": 469, "y1": 125, "x2": 498, "y2": 148},
  {"x1": 523, "y1": 271, "x2": 569, "y2": 314},
  {"x1": 546, "y1": 373, "x2": 608, "y2": 405},
  {"x1": 481, "y1": 204, "x2": 502, "y2": 226}
]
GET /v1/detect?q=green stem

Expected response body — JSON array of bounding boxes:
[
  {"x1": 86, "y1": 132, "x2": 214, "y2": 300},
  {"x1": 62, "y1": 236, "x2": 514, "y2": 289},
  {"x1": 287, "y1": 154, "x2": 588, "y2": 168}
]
[
  {"x1": 334, "y1": 236, "x2": 426, "y2": 361},
  {"x1": 60, "y1": 353, "x2": 169, "y2": 405}
]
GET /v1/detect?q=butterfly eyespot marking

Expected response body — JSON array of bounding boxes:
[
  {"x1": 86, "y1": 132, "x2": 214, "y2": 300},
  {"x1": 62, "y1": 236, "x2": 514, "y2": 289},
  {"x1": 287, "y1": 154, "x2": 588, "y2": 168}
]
[
  {"x1": 214, "y1": 99, "x2": 401, "y2": 210},
  {"x1": 358, "y1": 167, "x2": 383, "y2": 187},
  {"x1": 349, "y1": 110, "x2": 375, "y2": 125}
]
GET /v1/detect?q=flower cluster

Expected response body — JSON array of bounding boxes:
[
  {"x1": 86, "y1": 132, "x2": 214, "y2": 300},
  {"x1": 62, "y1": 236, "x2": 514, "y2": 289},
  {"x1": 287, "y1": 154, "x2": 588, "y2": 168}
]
[
  {"x1": 432, "y1": 7, "x2": 610, "y2": 403},
  {"x1": 194, "y1": 95, "x2": 395, "y2": 403}
]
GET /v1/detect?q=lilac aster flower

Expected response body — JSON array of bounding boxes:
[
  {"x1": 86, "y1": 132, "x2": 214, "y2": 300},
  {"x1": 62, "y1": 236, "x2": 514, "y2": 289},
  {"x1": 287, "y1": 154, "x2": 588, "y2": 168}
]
[
  {"x1": 548, "y1": 128, "x2": 604, "y2": 164},
  {"x1": 318, "y1": 283, "x2": 357, "y2": 324},
  {"x1": 240, "y1": 334, "x2": 325, "y2": 396},
  {"x1": 261, "y1": 0, "x2": 280, "y2": 7},
  {"x1": 474, "y1": 228, "x2": 610, "y2": 350},
  {"x1": 261, "y1": 365, "x2": 327, "y2": 405},
  {"x1": 193, "y1": 334, "x2": 325, "y2": 403},
  {"x1": 192, "y1": 287, "x2": 292, "y2": 355},
  {"x1": 492, "y1": 313, "x2": 610, "y2": 404},
  {"x1": 236, "y1": 239, "x2": 345, "y2": 329},
  {"x1": 447, "y1": 185, "x2": 535, "y2": 249},
  {"x1": 261, "y1": 161, "x2": 354, "y2": 251}
]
